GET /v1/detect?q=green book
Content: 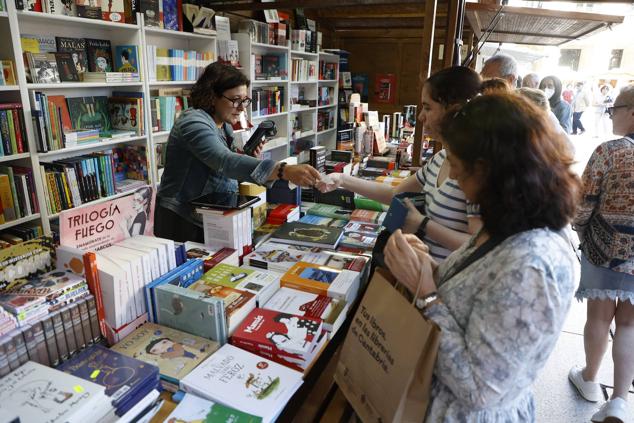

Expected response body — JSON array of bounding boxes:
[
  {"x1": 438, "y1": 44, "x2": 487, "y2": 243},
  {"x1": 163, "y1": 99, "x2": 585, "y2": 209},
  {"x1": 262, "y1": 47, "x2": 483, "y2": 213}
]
[
  {"x1": 306, "y1": 203, "x2": 352, "y2": 220},
  {"x1": 5, "y1": 110, "x2": 17, "y2": 155},
  {"x1": 354, "y1": 195, "x2": 386, "y2": 212}
]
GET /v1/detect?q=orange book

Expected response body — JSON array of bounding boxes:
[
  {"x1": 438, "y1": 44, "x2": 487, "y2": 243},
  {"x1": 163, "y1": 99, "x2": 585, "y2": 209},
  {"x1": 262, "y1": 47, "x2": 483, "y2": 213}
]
[
  {"x1": 82, "y1": 251, "x2": 108, "y2": 340},
  {"x1": 280, "y1": 262, "x2": 361, "y2": 303},
  {"x1": 47, "y1": 95, "x2": 73, "y2": 133}
]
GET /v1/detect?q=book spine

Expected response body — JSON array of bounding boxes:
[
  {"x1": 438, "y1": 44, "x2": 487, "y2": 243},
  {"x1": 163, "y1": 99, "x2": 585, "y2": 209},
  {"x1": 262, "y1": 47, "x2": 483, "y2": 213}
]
[
  {"x1": 41, "y1": 316, "x2": 59, "y2": 366},
  {"x1": 77, "y1": 299, "x2": 94, "y2": 345},
  {"x1": 60, "y1": 307, "x2": 77, "y2": 356},
  {"x1": 83, "y1": 253, "x2": 107, "y2": 341},
  {"x1": 70, "y1": 303, "x2": 86, "y2": 350},
  {"x1": 50, "y1": 311, "x2": 69, "y2": 361}
]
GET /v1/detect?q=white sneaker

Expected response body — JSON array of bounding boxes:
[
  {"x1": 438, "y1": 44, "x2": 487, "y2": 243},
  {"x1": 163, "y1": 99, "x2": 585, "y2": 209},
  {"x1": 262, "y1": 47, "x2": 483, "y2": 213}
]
[
  {"x1": 591, "y1": 397, "x2": 629, "y2": 423},
  {"x1": 568, "y1": 365, "x2": 603, "y2": 402}
]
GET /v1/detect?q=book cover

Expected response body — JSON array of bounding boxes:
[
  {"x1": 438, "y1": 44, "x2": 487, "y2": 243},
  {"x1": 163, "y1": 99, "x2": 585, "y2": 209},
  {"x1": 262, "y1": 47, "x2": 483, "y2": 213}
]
[
  {"x1": 75, "y1": 0, "x2": 101, "y2": 19},
  {"x1": 199, "y1": 264, "x2": 280, "y2": 306},
  {"x1": 46, "y1": 95, "x2": 73, "y2": 132},
  {"x1": 340, "y1": 230, "x2": 377, "y2": 250},
  {"x1": 0, "y1": 361, "x2": 107, "y2": 423},
  {"x1": 270, "y1": 221, "x2": 343, "y2": 249},
  {"x1": 30, "y1": 53, "x2": 60, "y2": 84},
  {"x1": 21, "y1": 34, "x2": 57, "y2": 53},
  {"x1": 110, "y1": 323, "x2": 218, "y2": 385},
  {"x1": 188, "y1": 281, "x2": 256, "y2": 323},
  {"x1": 231, "y1": 307, "x2": 322, "y2": 356},
  {"x1": 280, "y1": 262, "x2": 360, "y2": 303},
  {"x1": 114, "y1": 45, "x2": 138, "y2": 73},
  {"x1": 0, "y1": 237, "x2": 56, "y2": 291},
  {"x1": 108, "y1": 97, "x2": 142, "y2": 135},
  {"x1": 101, "y1": 0, "x2": 124, "y2": 22},
  {"x1": 155, "y1": 283, "x2": 227, "y2": 345},
  {"x1": 55, "y1": 37, "x2": 88, "y2": 77},
  {"x1": 48, "y1": 0, "x2": 77, "y2": 16},
  {"x1": 66, "y1": 96, "x2": 112, "y2": 132},
  {"x1": 54, "y1": 53, "x2": 80, "y2": 82},
  {"x1": 343, "y1": 221, "x2": 381, "y2": 236},
  {"x1": 164, "y1": 393, "x2": 263, "y2": 423},
  {"x1": 141, "y1": 0, "x2": 162, "y2": 28},
  {"x1": 306, "y1": 203, "x2": 352, "y2": 220},
  {"x1": 85, "y1": 38, "x2": 113, "y2": 73},
  {"x1": 180, "y1": 344, "x2": 303, "y2": 422},
  {"x1": 6, "y1": 269, "x2": 86, "y2": 303},
  {"x1": 350, "y1": 209, "x2": 382, "y2": 224},
  {"x1": 162, "y1": 0, "x2": 178, "y2": 30},
  {"x1": 57, "y1": 344, "x2": 159, "y2": 408}
]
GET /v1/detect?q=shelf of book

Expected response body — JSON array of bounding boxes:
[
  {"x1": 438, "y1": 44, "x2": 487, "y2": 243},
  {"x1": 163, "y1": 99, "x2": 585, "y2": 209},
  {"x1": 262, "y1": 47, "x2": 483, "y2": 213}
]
[
  {"x1": 144, "y1": 27, "x2": 217, "y2": 40},
  {"x1": 252, "y1": 79, "x2": 288, "y2": 85},
  {"x1": 149, "y1": 81, "x2": 196, "y2": 86},
  {"x1": 251, "y1": 42, "x2": 290, "y2": 52},
  {"x1": 16, "y1": 11, "x2": 140, "y2": 31},
  {"x1": 318, "y1": 80, "x2": 338, "y2": 84},
  {"x1": 27, "y1": 82, "x2": 144, "y2": 89},
  {"x1": 0, "y1": 213, "x2": 41, "y2": 231},
  {"x1": 253, "y1": 111, "x2": 288, "y2": 120},
  {"x1": 290, "y1": 80, "x2": 318, "y2": 84},
  {"x1": 0, "y1": 85, "x2": 19, "y2": 91},
  {"x1": 0, "y1": 153, "x2": 31, "y2": 163},
  {"x1": 290, "y1": 106, "x2": 317, "y2": 112},
  {"x1": 152, "y1": 131, "x2": 170, "y2": 138},
  {"x1": 291, "y1": 50, "x2": 318, "y2": 58},
  {"x1": 38, "y1": 135, "x2": 146, "y2": 159},
  {"x1": 47, "y1": 189, "x2": 137, "y2": 220}
]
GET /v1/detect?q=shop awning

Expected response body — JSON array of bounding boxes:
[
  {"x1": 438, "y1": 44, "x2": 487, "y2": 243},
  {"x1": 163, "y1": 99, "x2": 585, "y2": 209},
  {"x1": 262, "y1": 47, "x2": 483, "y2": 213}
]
[{"x1": 465, "y1": 2, "x2": 625, "y2": 46}]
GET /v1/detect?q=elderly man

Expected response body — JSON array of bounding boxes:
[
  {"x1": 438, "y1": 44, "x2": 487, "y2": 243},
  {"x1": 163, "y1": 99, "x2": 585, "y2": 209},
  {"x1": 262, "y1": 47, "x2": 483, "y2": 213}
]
[
  {"x1": 522, "y1": 73, "x2": 540, "y2": 89},
  {"x1": 481, "y1": 53, "x2": 519, "y2": 87},
  {"x1": 570, "y1": 84, "x2": 634, "y2": 423}
]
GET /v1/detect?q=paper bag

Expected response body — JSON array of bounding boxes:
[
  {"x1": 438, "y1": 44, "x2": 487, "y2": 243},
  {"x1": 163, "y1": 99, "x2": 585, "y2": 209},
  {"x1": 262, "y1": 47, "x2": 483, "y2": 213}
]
[{"x1": 335, "y1": 268, "x2": 440, "y2": 423}]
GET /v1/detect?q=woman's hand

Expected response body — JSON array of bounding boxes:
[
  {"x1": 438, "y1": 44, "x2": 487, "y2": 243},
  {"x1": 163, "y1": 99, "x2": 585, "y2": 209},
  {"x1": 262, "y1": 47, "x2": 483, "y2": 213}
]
[
  {"x1": 251, "y1": 140, "x2": 265, "y2": 158},
  {"x1": 316, "y1": 173, "x2": 343, "y2": 193},
  {"x1": 384, "y1": 229, "x2": 437, "y2": 298},
  {"x1": 402, "y1": 197, "x2": 426, "y2": 234},
  {"x1": 283, "y1": 164, "x2": 322, "y2": 187}
]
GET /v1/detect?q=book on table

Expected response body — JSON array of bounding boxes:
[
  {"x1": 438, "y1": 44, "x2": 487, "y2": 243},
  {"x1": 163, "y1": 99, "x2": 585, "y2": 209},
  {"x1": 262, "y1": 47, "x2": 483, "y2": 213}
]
[{"x1": 269, "y1": 221, "x2": 344, "y2": 249}]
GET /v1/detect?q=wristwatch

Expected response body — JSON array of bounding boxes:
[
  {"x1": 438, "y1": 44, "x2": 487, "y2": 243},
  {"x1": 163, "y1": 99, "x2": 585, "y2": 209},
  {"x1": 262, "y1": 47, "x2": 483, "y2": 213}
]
[
  {"x1": 416, "y1": 216, "x2": 431, "y2": 239},
  {"x1": 415, "y1": 291, "x2": 439, "y2": 310}
]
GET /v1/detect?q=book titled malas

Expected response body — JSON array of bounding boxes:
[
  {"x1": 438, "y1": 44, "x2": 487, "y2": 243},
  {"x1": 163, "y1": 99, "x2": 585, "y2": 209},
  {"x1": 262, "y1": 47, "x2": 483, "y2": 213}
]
[
  {"x1": 54, "y1": 52, "x2": 80, "y2": 82},
  {"x1": 269, "y1": 221, "x2": 343, "y2": 249},
  {"x1": 199, "y1": 263, "x2": 280, "y2": 306},
  {"x1": 155, "y1": 283, "x2": 227, "y2": 345},
  {"x1": 55, "y1": 37, "x2": 88, "y2": 76},
  {"x1": 57, "y1": 344, "x2": 160, "y2": 410},
  {"x1": 0, "y1": 361, "x2": 112, "y2": 423},
  {"x1": 180, "y1": 344, "x2": 303, "y2": 423},
  {"x1": 280, "y1": 262, "x2": 361, "y2": 303},
  {"x1": 85, "y1": 38, "x2": 114, "y2": 72},
  {"x1": 231, "y1": 308, "x2": 322, "y2": 357},
  {"x1": 111, "y1": 323, "x2": 219, "y2": 386},
  {"x1": 264, "y1": 287, "x2": 348, "y2": 334}
]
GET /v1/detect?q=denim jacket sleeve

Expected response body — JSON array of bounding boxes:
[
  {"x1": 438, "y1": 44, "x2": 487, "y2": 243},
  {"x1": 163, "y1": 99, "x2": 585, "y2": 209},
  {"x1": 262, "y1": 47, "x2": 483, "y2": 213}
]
[{"x1": 181, "y1": 111, "x2": 276, "y2": 185}]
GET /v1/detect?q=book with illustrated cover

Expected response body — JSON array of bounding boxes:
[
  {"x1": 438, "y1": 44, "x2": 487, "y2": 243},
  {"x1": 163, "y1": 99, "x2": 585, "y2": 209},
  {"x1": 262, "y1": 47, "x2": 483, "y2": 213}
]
[
  {"x1": 85, "y1": 38, "x2": 113, "y2": 72},
  {"x1": 6, "y1": 269, "x2": 86, "y2": 303},
  {"x1": 199, "y1": 263, "x2": 280, "y2": 306},
  {"x1": 162, "y1": 0, "x2": 178, "y2": 30},
  {"x1": 66, "y1": 96, "x2": 111, "y2": 132},
  {"x1": 55, "y1": 37, "x2": 88, "y2": 77},
  {"x1": 188, "y1": 281, "x2": 257, "y2": 335},
  {"x1": 269, "y1": 221, "x2": 343, "y2": 249},
  {"x1": 46, "y1": 0, "x2": 77, "y2": 16},
  {"x1": 57, "y1": 344, "x2": 159, "y2": 410},
  {"x1": 141, "y1": 0, "x2": 162, "y2": 28},
  {"x1": 47, "y1": 95, "x2": 73, "y2": 132},
  {"x1": 350, "y1": 209, "x2": 385, "y2": 224},
  {"x1": 75, "y1": 0, "x2": 101, "y2": 19},
  {"x1": 306, "y1": 203, "x2": 352, "y2": 221},
  {"x1": 21, "y1": 34, "x2": 57, "y2": 53},
  {"x1": 114, "y1": 45, "x2": 138, "y2": 73},
  {"x1": 264, "y1": 287, "x2": 348, "y2": 334},
  {"x1": 298, "y1": 214, "x2": 347, "y2": 228},
  {"x1": 165, "y1": 393, "x2": 263, "y2": 423},
  {"x1": 101, "y1": 0, "x2": 124, "y2": 22},
  {"x1": 30, "y1": 53, "x2": 60, "y2": 84},
  {"x1": 280, "y1": 262, "x2": 360, "y2": 303},
  {"x1": 231, "y1": 308, "x2": 322, "y2": 357},
  {"x1": 180, "y1": 344, "x2": 303, "y2": 423},
  {"x1": 339, "y1": 230, "x2": 378, "y2": 250},
  {"x1": 111, "y1": 323, "x2": 219, "y2": 386},
  {"x1": 54, "y1": 53, "x2": 80, "y2": 82},
  {"x1": 155, "y1": 283, "x2": 227, "y2": 345},
  {"x1": 343, "y1": 221, "x2": 382, "y2": 236},
  {"x1": 0, "y1": 361, "x2": 112, "y2": 423},
  {"x1": 108, "y1": 97, "x2": 143, "y2": 135}
]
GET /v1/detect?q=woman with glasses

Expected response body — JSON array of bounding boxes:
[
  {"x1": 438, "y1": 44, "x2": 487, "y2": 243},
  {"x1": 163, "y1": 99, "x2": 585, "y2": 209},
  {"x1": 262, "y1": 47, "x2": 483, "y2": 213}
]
[
  {"x1": 570, "y1": 85, "x2": 634, "y2": 423},
  {"x1": 155, "y1": 62, "x2": 321, "y2": 242}
]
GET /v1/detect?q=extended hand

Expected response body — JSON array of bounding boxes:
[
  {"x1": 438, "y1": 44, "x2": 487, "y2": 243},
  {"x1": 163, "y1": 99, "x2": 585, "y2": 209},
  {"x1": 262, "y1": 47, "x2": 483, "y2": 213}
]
[
  {"x1": 315, "y1": 173, "x2": 343, "y2": 193},
  {"x1": 251, "y1": 140, "x2": 265, "y2": 158},
  {"x1": 284, "y1": 164, "x2": 322, "y2": 187},
  {"x1": 402, "y1": 198, "x2": 425, "y2": 234},
  {"x1": 384, "y1": 229, "x2": 437, "y2": 298}
]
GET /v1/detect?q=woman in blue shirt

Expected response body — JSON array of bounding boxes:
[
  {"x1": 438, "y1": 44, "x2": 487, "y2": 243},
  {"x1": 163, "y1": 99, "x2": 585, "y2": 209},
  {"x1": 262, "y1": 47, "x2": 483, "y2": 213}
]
[{"x1": 155, "y1": 63, "x2": 320, "y2": 242}]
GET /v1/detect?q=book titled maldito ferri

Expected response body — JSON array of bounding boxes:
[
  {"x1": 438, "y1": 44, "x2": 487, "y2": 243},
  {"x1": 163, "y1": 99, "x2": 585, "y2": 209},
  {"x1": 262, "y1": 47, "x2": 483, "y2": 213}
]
[
  {"x1": 280, "y1": 262, "x2": 360, "y2": 303},
  {"x1": 180, "y1": 343, "x2": 303, "y2": 423}
]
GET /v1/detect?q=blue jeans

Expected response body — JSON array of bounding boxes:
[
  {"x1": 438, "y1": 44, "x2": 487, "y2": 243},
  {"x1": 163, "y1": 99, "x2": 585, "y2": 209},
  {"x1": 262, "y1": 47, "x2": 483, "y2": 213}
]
[{"x1": 572, "y1": 111, "x2": 585, "y2": 134}]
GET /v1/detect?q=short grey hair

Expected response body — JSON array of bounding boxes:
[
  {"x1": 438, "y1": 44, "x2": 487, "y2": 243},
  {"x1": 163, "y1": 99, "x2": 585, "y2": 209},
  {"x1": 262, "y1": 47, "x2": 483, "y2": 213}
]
[
  {"x1": 617, "y1": 84, "x2": 634, "y2": 106},
  {"x1": 485, "y1": 54, "x2": 519, "y2": 79},
  {"x1": 517, "y1": 87, "x2": 550, "y2": 111}
]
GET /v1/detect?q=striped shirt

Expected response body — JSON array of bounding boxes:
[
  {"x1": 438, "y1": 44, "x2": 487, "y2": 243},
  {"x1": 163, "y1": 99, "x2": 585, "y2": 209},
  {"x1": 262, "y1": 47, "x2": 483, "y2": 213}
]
[{"x1": 416, "y1": 150, "x2": 474, "y2": 261}]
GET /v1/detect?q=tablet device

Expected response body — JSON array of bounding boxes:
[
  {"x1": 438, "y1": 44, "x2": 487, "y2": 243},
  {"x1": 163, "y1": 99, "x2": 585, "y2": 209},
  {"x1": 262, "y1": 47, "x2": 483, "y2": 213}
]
[
  {"x1": 383, "y1": 197, "x2": 408, "y2": 233},
  {"x1": 191, "y1": 193, "x2": 259, "y2": 210}
]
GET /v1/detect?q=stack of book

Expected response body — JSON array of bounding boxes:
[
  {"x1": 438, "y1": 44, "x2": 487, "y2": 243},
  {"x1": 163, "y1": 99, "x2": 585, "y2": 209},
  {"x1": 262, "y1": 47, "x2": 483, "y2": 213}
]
[
  {"x1": 196, "y1": 207, "x2": 253, "y2": 256},
  {"x1": 267, "y1": 203, "x2": 300, "y2": 225},
  {"x1": 83, "y1": 71, "x2": 140, "y2": 83},
  {"x1": 0, "y1": 290, "x2": 48, "y2": 327},
  {"x1": 0, "y1": 103, "x2": 29, "y2": 156},
  {"x1": 0, "y1": 165, "x2": 39, "y2": 223},
  {"x1": 180, "y1": 344, "x2": 303, "y2": 423},
  {"x1": 0, "y1": 306, "x2": 17, "y2": 338},
  {"x1": 251, "y1": 86, "x2": 286, "y2": 117},
  {"x1": 231, "y1": 307, "x2": 327, "y2": 372},
  {"x1": 0, "y1": 362, "x2": 115, "y2": 423},
  {"x1": 58, "y1": 344, "x2": 161, "y2": 417},
  {"x1": 291, "y1": 57, "x2": 316, "y2": 81},
  {"x1": 280, "y1": 261, "x2": 361, "y2": 303}
]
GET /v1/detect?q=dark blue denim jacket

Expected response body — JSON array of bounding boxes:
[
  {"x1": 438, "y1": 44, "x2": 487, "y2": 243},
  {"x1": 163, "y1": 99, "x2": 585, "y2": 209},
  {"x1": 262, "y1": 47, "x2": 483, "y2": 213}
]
[{"x1": 158, "y1": 108, "x2": 276, "y2": 225}]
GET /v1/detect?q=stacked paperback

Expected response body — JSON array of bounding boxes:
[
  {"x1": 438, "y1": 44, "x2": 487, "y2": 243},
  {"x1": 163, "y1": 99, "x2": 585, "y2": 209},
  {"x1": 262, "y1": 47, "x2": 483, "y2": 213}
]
[{"x1": 0, "y1": 306, "x2": 17, "y2": 338}]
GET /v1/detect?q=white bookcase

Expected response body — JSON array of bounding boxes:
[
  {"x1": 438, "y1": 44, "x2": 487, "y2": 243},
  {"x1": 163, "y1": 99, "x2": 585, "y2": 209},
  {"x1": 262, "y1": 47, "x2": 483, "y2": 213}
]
[{"x1": 0, "y1": 4, "x2": 217, "y2": 236}]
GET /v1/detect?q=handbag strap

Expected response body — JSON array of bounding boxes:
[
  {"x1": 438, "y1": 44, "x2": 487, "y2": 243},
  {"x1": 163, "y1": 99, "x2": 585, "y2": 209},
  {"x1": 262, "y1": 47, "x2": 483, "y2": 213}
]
[{"x1": 440, "y1": 234, "x2": 506, "y2": 284}]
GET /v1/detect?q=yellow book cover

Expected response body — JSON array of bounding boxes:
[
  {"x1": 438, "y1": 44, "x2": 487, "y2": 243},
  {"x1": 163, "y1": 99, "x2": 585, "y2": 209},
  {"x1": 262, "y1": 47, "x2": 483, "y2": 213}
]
[
  {"x1": 156, "y1": 48, "x2": 170, "y2": 81},
  {"x1": 20, "y1": 38, "x2": 40, "y2": 54},
  {"x1": 60, "y1": 172, "x2": 73, "y2": 208},
  {"x1": 280, "y1": 262, "x2": 360, "y2": 302},
  {"x1": 111, "y1": 323, "x2": 219, "y2": 385},
  {"x1": 0, "y1": 174, "x2": 13, "y2": 222}
]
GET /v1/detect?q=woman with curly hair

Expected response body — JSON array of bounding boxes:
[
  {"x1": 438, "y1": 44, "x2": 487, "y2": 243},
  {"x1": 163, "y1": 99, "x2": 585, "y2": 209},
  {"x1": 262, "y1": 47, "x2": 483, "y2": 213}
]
[
  {"x1": 155, "y1": 62, "x2": 320, "y2": 242},
  {"x1": 384, "y1": 93, "x2": 581, "y2": 421}
]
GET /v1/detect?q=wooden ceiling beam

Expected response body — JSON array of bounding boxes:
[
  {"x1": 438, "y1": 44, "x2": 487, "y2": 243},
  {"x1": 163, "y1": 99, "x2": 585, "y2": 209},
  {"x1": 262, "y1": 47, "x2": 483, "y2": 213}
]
[{"x1": 208, "y1": 0, "x2": 426, "y2": 12}]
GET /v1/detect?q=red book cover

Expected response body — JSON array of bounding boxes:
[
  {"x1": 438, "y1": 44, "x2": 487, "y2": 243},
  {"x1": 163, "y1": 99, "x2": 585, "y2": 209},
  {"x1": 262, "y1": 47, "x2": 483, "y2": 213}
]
[
  {"x1": 10, "y1": 109, "x2": 24, "y2": 153},
  {"x1": 82, "y1": 252, "x2": 107, "y2": 339},
  {"x1": 231, "y1": 308, "x2": 322, "y2": 357},
  {"x1": 203, "y1": 247, "x2": 237, "y2": 271},
  {"x1": 47, "y1": 95, "x2": 73, "y2": 132},
  {"x1": 177, "y1": 0, "x2": 183, "y2": 31}
]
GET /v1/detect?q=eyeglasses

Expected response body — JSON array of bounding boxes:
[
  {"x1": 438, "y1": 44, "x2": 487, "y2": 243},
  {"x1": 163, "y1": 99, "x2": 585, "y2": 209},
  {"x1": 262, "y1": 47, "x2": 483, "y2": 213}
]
[
  {"x1": 222, "y1": 95, "x2": 252, "y2": 108},
  {"x1": 606, "y1": 104, "x2": 631, "y2": 117}
]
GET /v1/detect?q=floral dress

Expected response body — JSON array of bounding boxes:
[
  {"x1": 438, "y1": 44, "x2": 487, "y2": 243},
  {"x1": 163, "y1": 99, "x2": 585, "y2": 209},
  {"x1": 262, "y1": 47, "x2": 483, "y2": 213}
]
[{"x1": 423, "y1": 228, "x2": 579, "y2": 422}]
